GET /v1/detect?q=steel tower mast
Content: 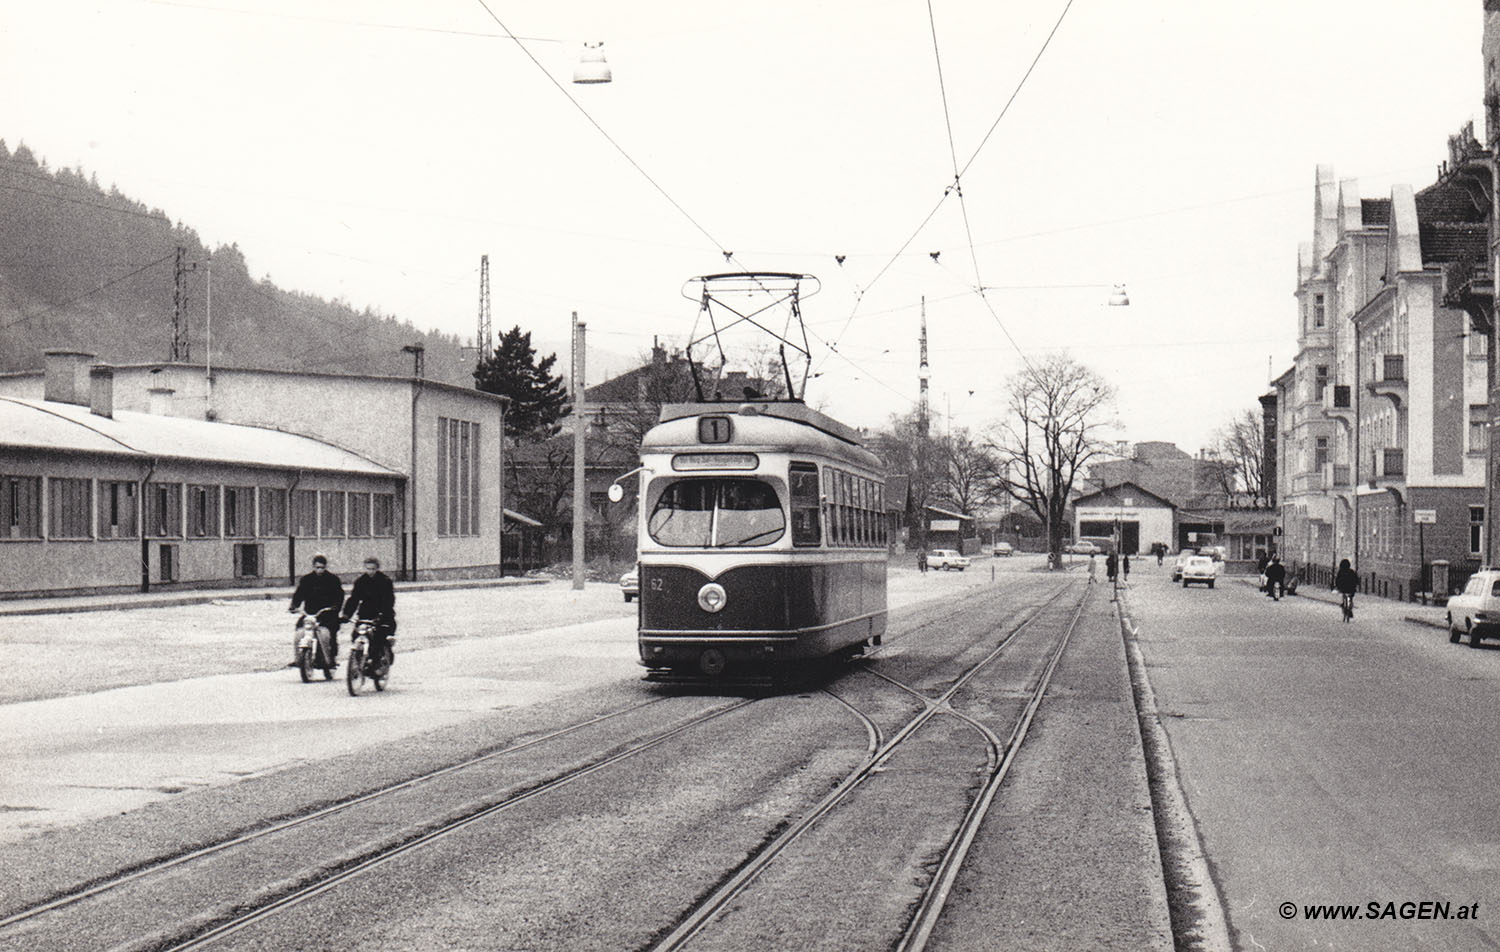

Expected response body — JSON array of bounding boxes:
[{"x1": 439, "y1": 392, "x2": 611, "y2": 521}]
[{"x1": 477, "y1": 254, "x2": 492, "y2": 357}]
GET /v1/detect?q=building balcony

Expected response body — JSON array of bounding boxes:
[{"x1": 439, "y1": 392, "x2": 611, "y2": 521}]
[
  {"x1": 1368, "y1": 355, "x2": 1406, "y2": 410},
  {"x1": 1322, "y1": 462, "x2": 1351, "y2": 488},
  {"x1": 1371, "y1": 446, "x2": 1405, "y2": 485},
  {"x1": 1291, "y1": 471, "x2": 1326, "y2": 494}
]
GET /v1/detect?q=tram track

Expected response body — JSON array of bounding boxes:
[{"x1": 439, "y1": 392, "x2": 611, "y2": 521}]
[
  {"x1": 5, "y1": 574, "x2": 1100, "y2": 952},
  {"x1": 645, "y1": 581, "x2": 1087, "y2": 951},
  {"x1": 0, "y1": 695, "x2": 753, "y2": 951}
]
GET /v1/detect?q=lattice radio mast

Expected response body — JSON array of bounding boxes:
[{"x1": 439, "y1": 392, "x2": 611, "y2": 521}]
[
  {"x1": 477, "y1": 254, "x2": 492, "y2": 357},
  {"x1": 918, "y1": 295, "x2": 930, "y2": 437}
]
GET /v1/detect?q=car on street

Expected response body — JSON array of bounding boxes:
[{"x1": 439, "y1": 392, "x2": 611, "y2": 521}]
[
  {"x1": 620, "y1": 568, "x2": 639, "y2": 602},
  {"x1": 1180, "y1": 555, "x2": 1218, "y2": 588},
  {"x1": 926, "y1": 549, "x2": 971, "y2": 571},
  {"x1": 1445, "y1": 568, "x2": 1500, "y2": 646},
  {"x1": 993, "y1": 542, "x2": 1014, "y2": 557},
  {"x1": 1066, "y1": 541, "x2": 1102, "y2": 555},
  {"x1": 1171, "y1": 549, "x2": 1197, "y2": 581}
]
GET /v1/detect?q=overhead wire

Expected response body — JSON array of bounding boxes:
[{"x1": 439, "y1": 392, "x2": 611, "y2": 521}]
[
  {"x1": 0, "y1": 251, "x2": 178, "y2": 331},
  {"x1": 818, "y1": 0, "x2": 1076, "y2": 381},
  {"x1": 470, "y1": 0, "x2": 732, "y2": 260}
]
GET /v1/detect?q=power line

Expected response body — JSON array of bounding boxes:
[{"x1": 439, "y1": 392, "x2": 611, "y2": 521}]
[
  {"x1": 957, "y1": 0, "x2": 1077, "y2": 180},
  {"x1": 470, "y1": 0, "x2": 732, "y2": 259},
  {"x1": 0, "y1": 251, "x2": 177, "y2": 331}
]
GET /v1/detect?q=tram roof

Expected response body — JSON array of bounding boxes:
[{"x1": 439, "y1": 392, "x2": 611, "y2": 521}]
[
  {"x1": 657, "y1": 401, "x2": 864, "y2": 445},
  {"x1": 646, "y1": 401, "x2": 883, "y2": 471}
]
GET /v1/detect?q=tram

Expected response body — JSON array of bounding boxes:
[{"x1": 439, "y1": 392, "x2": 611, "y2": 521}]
[{"x1": 631, "y1": 399, "x2": 888, "y2": 681}]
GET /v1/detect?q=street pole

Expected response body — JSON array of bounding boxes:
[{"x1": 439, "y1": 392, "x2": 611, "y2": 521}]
[{"x1": 572, "y1": 312, "x2": 587, "y2": 591}]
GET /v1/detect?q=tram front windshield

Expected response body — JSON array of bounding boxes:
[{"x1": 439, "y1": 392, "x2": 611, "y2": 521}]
[{"x1": 648, "y1": 478, "x2": 785, "y2": 547}]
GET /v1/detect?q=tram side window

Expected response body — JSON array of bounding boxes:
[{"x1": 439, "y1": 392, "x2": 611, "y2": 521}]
[{"x1": 789, "y1": 463, "x2": 821, "y2": 546}]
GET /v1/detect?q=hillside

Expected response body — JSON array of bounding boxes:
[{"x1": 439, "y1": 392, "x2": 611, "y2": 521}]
[{"x1": 0, "y1": 140, "x2": 471, "y2": 385}]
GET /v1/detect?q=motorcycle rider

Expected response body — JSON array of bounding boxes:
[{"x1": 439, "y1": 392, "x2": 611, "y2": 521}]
[
  {"x1": 343, "y1": 556, "x2": 396, "y2": 674},
  {"x1": 289, "y1": 554, "x2": 344, "y2": 665}
]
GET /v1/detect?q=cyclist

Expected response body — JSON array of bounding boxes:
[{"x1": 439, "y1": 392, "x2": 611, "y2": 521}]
[
  {"x1": 343, "y1": 556, "x2": 397, "y2": 673},
  {"x1": 288, "y1": 554, "x2": 343, "y2": 665},
  {"x1": 1334, "y1": 558, "x2": 1359, "y2": 621}
]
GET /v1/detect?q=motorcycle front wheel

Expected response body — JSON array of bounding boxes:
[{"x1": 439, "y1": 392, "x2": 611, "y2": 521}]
[
  {"x1": 346, "y1": 647, "x2": 367, "y2": 696},
  {"x1": 297, "y1": 646, "x2": 314, "y2": 683},
  {"x1": 372, "y1": 647, "x2": 392, "y2": 692}
]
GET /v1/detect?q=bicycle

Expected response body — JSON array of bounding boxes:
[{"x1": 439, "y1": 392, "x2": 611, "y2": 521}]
[{"x1": 1340, "y1": 592, "x2": 1354, "y2": 622}]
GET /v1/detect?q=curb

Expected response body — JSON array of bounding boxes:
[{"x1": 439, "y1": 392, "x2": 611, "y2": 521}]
[{"x1": 0, "y1": 576, "x2": 549, "y2": 618}]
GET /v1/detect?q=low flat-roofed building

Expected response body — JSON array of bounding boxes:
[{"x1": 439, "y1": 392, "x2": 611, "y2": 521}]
[{"x1": 0, "y1": 383, "x2": 404, "y2": 597}]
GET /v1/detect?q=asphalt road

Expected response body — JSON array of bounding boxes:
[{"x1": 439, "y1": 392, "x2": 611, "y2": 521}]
[{"x1": 1125, "y1": 560, "x2": 1500, "y2": 951}]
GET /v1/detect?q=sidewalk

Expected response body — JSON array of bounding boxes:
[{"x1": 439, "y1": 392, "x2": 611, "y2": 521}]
[
  {"x1": 0, "y1": 575, "x2": 547, "y2": 617},
  {"x1": 1228, "y1": 573, "x2": 1449, "y2": 631}
]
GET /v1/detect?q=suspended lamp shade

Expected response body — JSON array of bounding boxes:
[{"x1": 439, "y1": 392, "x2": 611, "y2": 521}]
[
  {"x1": 573, "y1": 43, "x2": 612, "y2": 84},
  {"x1": 1107, "y1": 284, "x2": 1130, "y2": 306}
]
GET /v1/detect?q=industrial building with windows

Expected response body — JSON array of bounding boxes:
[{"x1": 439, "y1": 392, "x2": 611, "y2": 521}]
[{"x1": 0, "y1": 352, "x2": 511, "y2": 598}]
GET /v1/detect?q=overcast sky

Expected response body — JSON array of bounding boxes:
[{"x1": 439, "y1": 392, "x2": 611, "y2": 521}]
[{"x1": 0, "y1": 1, "x2": 1486, "y2": 453}]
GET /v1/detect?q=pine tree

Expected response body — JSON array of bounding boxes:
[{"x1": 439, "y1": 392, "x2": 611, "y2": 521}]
[{"x1": 474, "y1": 325, "x2": 570, "y2": 442}]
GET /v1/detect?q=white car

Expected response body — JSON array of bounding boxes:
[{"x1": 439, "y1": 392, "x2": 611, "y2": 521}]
[
  {"x1": 1171, "y1": 549, "x2": 1197, "y2": 581},
  {"x1": 1066, "y1": 540, "x2": 1102, "y2": 555},
  {"x1": 993, "y1": 542, "x2": 1014, "y2": 557},
  {"x1": 1180, "y1": 555, "x2": 1218, "y2": 588},
  {"x1": 1446, "y1": 568, "x2": 1500, "y2": 647},
  {"x1": 926, "y1": 549, "x2": 971, "y2": 571},
  {"x1": 619, "y1": 568, "x2": 639, "y2": 602}
]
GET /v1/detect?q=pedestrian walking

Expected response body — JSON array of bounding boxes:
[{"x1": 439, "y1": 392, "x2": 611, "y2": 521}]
[
  {"x1": 1122, "y1": 553, "x2": 1130, "y2": 581},
  {"x1": 1264, "y1": 555, "x2": 1286, "y2": 600},
  {"x1": 1088, "y1": 553, "x2": 1097, "y2": 583},
  {"x1": 1105, "y1": 552, "x2": 1118, "y2": 583},
  {"x1": 918, "y1": 550, "x2": 928, "y2": 573}
]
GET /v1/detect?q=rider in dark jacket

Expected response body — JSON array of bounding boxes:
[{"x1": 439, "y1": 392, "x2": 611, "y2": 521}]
[
  {"x1": 343, "y1": 557, "x2": 397, "y2": 671},
  {"x1": 289, "y1": 554, "x2": 343, "y2": 662}
]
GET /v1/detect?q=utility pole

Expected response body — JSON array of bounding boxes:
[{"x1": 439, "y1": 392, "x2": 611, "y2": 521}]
[{"x1": 572, "y1": 312, "x2": 587, "y2": 591}]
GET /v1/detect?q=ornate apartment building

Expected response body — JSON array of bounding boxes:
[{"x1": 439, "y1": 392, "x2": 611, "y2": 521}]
[{"x1": 1275, "y1": 145, "x2": 1493, "y2": 597}]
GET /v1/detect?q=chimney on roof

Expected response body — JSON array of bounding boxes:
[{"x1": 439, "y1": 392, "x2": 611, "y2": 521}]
[
  {"x1": 43, "y1": 351, "x2": 96, "y2": 406},
  {"x1": 148, "y1": 387, "x2": 175, "y2": 416},
  {"x1": 89, "y1": 365, "x2": 114, "y2": 419}
]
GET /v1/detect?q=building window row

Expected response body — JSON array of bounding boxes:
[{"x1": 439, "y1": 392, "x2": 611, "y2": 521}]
[
  {"x1": 0, "y1": 474, "x2": 394, "y2": 541},
  {"x1": 437, "y1": 417, "x2": 481, "y2": 537}
]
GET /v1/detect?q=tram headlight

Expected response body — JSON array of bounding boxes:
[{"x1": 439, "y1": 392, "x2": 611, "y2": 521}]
[{"x1": 697, "y1": 582, "x2": 727, "y2": 613}]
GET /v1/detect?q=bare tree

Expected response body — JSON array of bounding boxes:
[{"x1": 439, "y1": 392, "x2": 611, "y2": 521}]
[
  {"x1": 1211, "y1": 409, "x2": 1267, "y2": 505},
  {"x1": 936, "y1": 427, "x2": 1001, "y2": 515},
  {"x1": 985, "y1": 354, "x2": 1115, "y2": 569}
]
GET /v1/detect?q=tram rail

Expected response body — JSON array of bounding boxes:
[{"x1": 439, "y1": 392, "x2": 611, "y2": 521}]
[{"x1": 646, "y1": 582, "x2": 1086, "y2": 951}]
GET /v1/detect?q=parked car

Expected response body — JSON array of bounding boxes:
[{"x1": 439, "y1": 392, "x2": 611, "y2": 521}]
[
  {"x1": 1180, "y1": 555, "x2": 1218, "y2": 588},
  {"x1": 619, "y1": 568, "x2": 639, "y2": 602},
  {"x1": 1065, "y1": 541, "x2": 1101, "y2": 555},
  {"x1": 1445, "y1": 568, "x2": 1500, "y2": 647},
  {"x1": 926, "y1": 549, "x2": 971, "y2": 571},
  {"x1": 1171, "y1": 549, "x2": 1197, "y2": 581},
  {"x1": 993, "y1": 542, "x2": 1014, "y2": 557}
]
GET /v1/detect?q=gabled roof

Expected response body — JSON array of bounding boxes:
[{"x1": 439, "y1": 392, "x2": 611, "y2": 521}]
[
  {"x1": 1072, "y1": 480, "x2": 1177, "y2": 510},
  {"x1": 924, "y1": 504, "x2": 974, "y2": 521},
  {"x1": 0, "y1": 397, "x2": 398, "y2": 476}
]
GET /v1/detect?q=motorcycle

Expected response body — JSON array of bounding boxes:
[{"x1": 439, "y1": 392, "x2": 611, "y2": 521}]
[
  {"x1": 294, "y1": 608, "x2": 338, "y2": 682},
  {"x1": 346, "y1": 615, "x2": 394, "y2": 696}
]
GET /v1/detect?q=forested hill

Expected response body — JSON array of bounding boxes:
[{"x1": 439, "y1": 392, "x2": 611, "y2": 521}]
[{"x1": 0, "y1": 140, "x2": 470, "y2": 385}]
